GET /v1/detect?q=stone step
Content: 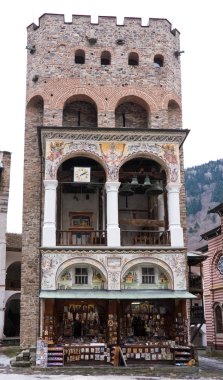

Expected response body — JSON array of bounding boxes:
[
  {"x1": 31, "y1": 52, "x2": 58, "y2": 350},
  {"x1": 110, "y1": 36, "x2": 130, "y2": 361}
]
[
  {"x1": 10, "y1": 358, "x2": 31, "y2": 368},
  {"x1": 15, "y1": 353, "x2": 24, "y2": 362}
]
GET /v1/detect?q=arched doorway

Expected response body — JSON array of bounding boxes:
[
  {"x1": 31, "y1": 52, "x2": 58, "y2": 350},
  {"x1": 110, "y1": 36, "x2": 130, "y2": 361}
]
[
  {"x1": 57, "y1": 156, "x2": 107, "y2": 246},
  {"x1": 4, "y1": 293, "x2": 20, "y2": 337}
]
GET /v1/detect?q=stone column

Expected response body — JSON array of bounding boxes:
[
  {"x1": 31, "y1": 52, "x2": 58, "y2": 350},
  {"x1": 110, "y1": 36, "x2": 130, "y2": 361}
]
[
  {"x1": 42, "y1": 180, "x2": 58, "y2": 247},
  {"x1": 166, "y1": 183, "x2": 184, "y2": 247},
  {"x1": 105, "y1": 182, "x2": 120, "y2": 247},
  {"x1": 158, "y1": 194, "x2": 165, "y2": 231}
]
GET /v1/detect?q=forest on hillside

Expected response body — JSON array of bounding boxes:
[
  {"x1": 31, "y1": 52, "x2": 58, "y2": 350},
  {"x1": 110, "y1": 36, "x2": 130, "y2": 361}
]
[{"x1": 185, "y1": 159, "x2": 223, "y2": 250}]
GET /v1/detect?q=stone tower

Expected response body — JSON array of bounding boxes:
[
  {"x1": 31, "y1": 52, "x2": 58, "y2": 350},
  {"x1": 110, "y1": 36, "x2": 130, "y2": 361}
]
[
  {"x1": 0, "y1": 151, "x2": 11, "y2": 339},
  {"x1": 21, "y1": 13, "x2": 194, "y2": 366}
]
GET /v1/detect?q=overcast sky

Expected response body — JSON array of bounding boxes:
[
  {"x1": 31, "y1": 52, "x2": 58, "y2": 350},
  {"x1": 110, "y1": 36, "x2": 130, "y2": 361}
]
[{"x1": 1, "y1": 0, "x2": 222, "y2": 233}]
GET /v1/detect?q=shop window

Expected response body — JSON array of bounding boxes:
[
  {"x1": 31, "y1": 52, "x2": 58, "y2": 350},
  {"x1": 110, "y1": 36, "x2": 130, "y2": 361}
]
[
  {"x1": 142, "y1": 267, "x2": 155, "y2": 284},
  {"x1": 215, "y1": 304, "x2": 223, "y2": 333},
  {"x1": 101, "y1": 51, "x2": 111, "y2": 65},
  {"x1": 128, "y1": 52, "x2": 139, "y2": 66},
  {"x1": 75, "y1": 267, "x2": 88, "y2": 284},
  {"x1": 154, "y1": 54, "x2": 164, "y2": 67},
  {"x1": 75, "y1": 49, "x2": 85, "y2": 64}
]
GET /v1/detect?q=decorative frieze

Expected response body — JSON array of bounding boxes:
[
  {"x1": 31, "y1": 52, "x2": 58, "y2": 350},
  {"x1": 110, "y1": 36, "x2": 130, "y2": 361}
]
[
  {"x1": 41, "y1": 250, "x2": 187, "y2": 291},
  {"x1": 42, "y1": 129, "x2": 183, "y2": 183}
]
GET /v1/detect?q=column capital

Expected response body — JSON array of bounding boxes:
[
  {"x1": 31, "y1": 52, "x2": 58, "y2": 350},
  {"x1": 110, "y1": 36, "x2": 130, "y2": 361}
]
[
  {"x1": 105, "y1": 181, "x2": 121, "y2": 192},
  {"x1": 43, "y1": 179, "x2": 58, "y2": 190},
  {"x1": 166, "y1": 182, "x2": 181, "y2": 193}
]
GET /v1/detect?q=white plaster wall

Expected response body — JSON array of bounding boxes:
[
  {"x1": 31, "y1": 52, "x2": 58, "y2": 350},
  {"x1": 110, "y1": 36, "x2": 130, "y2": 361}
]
[{"x1": 41, "y1": 251, "x2": 187, "y2": 291}]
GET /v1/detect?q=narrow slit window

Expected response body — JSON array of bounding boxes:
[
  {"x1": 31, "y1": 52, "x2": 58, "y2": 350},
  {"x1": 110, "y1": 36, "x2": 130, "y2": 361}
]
[{"x1": 215, "y1": 305, "x2": 223, "y2": 333}]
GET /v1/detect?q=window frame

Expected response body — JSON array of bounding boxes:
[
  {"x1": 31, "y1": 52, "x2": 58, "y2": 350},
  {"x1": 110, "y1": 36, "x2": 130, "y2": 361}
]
[
  {"x1": 141, "y1": 267, "x2": 155, "y2": 284},
  {"x1": 75, "y1": 267, "x2": 88, "y2": 284}
]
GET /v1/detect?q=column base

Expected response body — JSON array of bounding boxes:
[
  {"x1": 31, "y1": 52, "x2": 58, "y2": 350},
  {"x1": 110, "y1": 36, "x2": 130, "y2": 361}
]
[
  {"x1": 169, "y1": 226, "x2": 184, "y2": 247},
  {"x1": 107, "y1": 227, "x2": 120, "y2": 247},
  {"x1": 42, "y1": 226, "x2": 56, "y2": 247}
]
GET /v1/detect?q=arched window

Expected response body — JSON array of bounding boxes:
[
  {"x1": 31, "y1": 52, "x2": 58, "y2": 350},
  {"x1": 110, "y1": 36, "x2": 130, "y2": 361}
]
[
  {"x1": 75, "y1": 49, "x2": 85, "y2": 64},
  {"x1": 168, "y1": 100, "x2": 181, "y2": 129},
  {"x1": 128, "y1": 52, "x2": 139, "y2": 66},
  {"x1": 101, "y1": 51, "x2": 111, "y2": 65},
  {"x1": 154, "y1": 54, "x2": 164, "y2": 67},
  {"x1": 215, "y1": 304, "x2": 223, "y2": 333},
  {"x1": 6, "y1": 262, "x2": 21, "y2": 290},
  {"x1": 57, "y1": 264, "x2": 106, "y2": 290}
]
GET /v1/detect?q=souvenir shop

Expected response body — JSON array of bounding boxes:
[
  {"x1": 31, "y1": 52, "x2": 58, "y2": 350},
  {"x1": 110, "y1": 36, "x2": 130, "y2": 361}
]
[{"x1": 39, "y1": 295, "x2": 195, "y2": 367}]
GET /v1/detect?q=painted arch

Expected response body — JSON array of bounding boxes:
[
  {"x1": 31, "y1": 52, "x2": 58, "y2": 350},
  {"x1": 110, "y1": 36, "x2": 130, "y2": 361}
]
[
  {"x1": 55, "y1": 257, "x2": 108, "y2": 290},
  {"x1": 121, "y1": 257, "x2": 174, "y2": 290}
]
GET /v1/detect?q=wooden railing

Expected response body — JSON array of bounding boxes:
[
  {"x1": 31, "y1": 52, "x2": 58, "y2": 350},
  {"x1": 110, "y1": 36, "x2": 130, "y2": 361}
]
[
  {"x1": 190, "y1": 306, "x2": 205, "y2": 325},
  {"x1": 56, "y1": 229, "x2": 170, "y2": 247},
  {"x1": 56, "y1": 230, "x2": 107, "y2": 246},
  {"x1": 189, "y1": 275, "x2": 202, "y2": 290},
  {"x1": 121, "y1": 230, "x2": 170, "y2": 246}
]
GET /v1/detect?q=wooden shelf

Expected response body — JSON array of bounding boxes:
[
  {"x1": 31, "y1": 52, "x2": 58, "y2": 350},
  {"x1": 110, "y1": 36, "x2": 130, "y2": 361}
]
[{"x1": 47, "y1": 346, "x2": 64, "y2": 367}]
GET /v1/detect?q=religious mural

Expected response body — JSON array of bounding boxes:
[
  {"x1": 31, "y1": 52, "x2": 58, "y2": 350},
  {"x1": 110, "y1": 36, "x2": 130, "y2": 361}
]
[{"x1": 44, "y1": 137, "x2": 179, "y2": 183}]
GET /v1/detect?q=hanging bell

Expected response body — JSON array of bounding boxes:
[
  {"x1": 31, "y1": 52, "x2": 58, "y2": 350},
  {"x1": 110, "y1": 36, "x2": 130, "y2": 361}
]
[
  {"x1": 143, "y1": 175, "x2": 152, "y2": 189},
  {"x1": 119, "y1": 183, "x2": 134, "y2": 196},
  {"x1": 130, "y1": 176, "x2": 139, "y2": 188},
  {"x1": 146, "y1": 180, "x2": 163, "y2": 195}
]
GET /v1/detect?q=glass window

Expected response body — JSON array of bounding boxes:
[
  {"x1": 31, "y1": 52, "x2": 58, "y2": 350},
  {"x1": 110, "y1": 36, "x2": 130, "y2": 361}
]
[
  {"x1": 215, "y1": 305, "x2": 223, "y2": 333},
  {"x1": 142, "y1": 267, "x2": 155, "y2": 284},
  {"x1": 75, "y1": 267, "x2": 88, "y2": 284}
]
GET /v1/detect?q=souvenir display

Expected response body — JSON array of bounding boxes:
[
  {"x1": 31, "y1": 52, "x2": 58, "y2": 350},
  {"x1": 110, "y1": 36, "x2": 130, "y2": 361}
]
[
  {"x1": 42, "y1": 299, "x2": 193, "y2": 366},
  {"x1": 47, "y1": 346, "x2": 64, "y2": 367}
]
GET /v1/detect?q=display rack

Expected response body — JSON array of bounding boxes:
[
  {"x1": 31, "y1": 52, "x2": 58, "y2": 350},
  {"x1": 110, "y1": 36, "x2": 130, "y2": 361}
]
[
  {"x1": 121, "y1": 343, "x2": 173, "y2": 363},
  {"x1": 43, "y1": 315, "x2": 56, "y2": 344},
  {"x1": 64, "y1": 344, "x2": 110, "y2": 365},
  {"x1": 173, "y1": 316, "x2": 188, "y2": 345},
  {"x1": 47, "y1": 345, "x2": 64, "y2": 367},
  {"x1": 173, "y1": 346, "x2": 192, "y2": 366}
]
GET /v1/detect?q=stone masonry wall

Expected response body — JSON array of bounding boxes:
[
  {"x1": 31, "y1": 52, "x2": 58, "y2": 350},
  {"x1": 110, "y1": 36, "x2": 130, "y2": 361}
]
[
  {"x1": 20, "y1": 100, "x2": 43, "y2": 347},
  {"x1": 25, "y1": 15, "x2": 182, "y2": 129},
  {"x1": 21, "y1": 14, "x2": 186, "y2": 347},
  {"x1": 0, "y1": 152, "x2": 11, "y2": 199}
]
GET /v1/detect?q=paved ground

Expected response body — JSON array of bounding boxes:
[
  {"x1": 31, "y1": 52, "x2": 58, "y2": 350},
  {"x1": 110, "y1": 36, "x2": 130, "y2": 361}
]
[{"x1": 0, "y1": 347, "x2": 223, "y2": 379}]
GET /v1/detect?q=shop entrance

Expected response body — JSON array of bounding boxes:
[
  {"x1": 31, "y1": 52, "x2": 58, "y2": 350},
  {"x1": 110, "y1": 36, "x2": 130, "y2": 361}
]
[{"x1": 41, "y1": 297, "x2": 191, "y2": 366}]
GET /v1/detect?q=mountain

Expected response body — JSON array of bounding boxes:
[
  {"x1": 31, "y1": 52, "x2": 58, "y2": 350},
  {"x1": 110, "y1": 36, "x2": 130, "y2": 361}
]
[{"x1": 185, "y1": 159, "x2": 223, "y2": 250}]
